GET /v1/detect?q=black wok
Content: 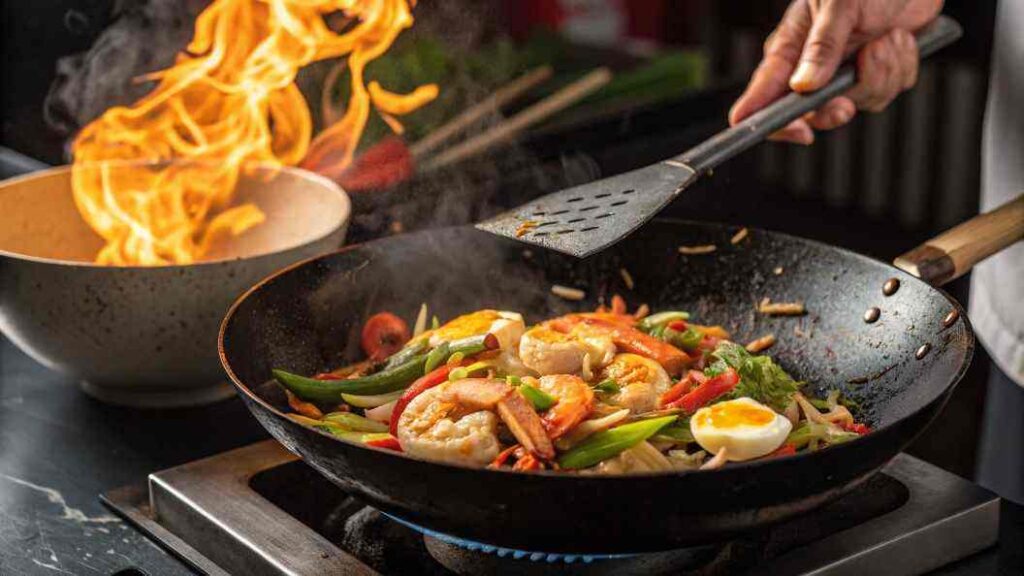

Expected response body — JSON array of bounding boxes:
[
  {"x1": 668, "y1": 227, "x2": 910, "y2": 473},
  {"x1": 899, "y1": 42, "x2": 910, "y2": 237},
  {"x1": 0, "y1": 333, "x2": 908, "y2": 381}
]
[{"x1": 219, "y1": 202, "x2": 1019, "y2": 554}]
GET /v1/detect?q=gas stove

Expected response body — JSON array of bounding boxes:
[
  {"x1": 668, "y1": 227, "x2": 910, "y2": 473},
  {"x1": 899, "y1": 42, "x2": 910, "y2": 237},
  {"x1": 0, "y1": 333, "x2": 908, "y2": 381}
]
[{"x1": 101, "y1": 440, "x2": 997, "y2": 575}]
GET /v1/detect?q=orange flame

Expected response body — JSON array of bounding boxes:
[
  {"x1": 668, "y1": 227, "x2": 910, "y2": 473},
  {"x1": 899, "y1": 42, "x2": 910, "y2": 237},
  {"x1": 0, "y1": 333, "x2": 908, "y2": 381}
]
[{"x1": 72, "y1": 0, "x2": 436, "y2": 266}]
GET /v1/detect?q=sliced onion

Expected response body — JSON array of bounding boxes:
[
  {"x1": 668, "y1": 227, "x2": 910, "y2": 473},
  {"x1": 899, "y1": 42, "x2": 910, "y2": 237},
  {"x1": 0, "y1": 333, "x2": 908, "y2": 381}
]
[
  {"x1": 630, "y1": 440, "x2": 673, "y2": 471},
  {"x1": 555, "y1": 409, "x2": 630, "y2": 451},
  {"x1": 700, "y1": 447, "x2": 729, "y2": 470},
  {"x1": 341, "y1": 389, "x2": 404, "y2": 408},
  {"x1": 365, "y1": 400, "x2": 397, "y2": 423},
  {"x1": 412, "y1": 303, "x2": 428, "y2": 337}
]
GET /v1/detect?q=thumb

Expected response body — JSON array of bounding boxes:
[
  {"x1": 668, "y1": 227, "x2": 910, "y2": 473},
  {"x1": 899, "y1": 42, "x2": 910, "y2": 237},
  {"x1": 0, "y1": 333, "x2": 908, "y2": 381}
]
[{"x1": 790, "y1": 2, "x2": 856, "y2": 92}]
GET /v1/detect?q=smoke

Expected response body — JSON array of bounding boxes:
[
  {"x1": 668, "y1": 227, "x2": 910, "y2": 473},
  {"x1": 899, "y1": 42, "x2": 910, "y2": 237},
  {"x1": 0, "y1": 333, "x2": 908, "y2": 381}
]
[{"x1": 43, "y1": 0, "x2": 209, "y2": 143}]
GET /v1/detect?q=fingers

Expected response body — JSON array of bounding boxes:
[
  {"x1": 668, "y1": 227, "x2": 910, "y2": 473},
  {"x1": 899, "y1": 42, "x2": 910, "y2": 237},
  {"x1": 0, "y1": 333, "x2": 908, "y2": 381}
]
[
  {"x1": 846, "y1": 28, "x2": 919, "y2": 112},
  {"x1": 729, "y1": 1, "x2": 812, "y2": 125},
  {"x1": 768, "y1": 119, "x2": 815, "y2": 145},
  {"x1": 789, "y1": 0, "x2": 857, "y2": 92},
  {"x1": 804, "y1": 96, "x2": 856, "y2": 130}
]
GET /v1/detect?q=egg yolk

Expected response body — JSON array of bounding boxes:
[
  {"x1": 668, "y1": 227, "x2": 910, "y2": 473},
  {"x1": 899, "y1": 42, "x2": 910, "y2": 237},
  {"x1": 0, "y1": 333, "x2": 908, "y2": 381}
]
[
  {"x1": 695, "y1": 402, "x2": 775, "y2": 428},
  {"x1": 529, "y1": 326, "x2": 571, "y2": 343},
  {"x1": 431, "y1": 310, "x2": 502, "y2": 341}
]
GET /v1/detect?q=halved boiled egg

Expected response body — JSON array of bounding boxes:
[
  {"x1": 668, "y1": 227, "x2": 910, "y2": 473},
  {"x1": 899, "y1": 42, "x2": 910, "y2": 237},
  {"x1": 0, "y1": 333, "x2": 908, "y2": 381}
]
[
  {"x1": 690, "y1": 397, "x2": 792, "y2": 461},
  {"x1": 428, "y1": 310, "x2": 525, "y2": 350}
]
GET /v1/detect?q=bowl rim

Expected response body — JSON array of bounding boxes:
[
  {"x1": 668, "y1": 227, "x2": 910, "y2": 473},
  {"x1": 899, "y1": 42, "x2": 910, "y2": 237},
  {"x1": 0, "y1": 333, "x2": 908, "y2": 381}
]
[{"x1": 0, "y1": 161, "x2": 351, "y2": 269}]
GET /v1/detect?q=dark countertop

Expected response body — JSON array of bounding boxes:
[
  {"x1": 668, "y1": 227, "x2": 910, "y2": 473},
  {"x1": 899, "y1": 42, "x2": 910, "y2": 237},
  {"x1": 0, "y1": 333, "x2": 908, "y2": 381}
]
[{"x1": 0, "y1": 337, "x2": 1018, "y2": 575}]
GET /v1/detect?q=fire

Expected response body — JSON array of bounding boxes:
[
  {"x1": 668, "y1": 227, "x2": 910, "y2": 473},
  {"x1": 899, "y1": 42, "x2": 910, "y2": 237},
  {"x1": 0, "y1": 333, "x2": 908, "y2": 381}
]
[{"x1": 71, "y1": 0, "x2": 436, "y2": 266}]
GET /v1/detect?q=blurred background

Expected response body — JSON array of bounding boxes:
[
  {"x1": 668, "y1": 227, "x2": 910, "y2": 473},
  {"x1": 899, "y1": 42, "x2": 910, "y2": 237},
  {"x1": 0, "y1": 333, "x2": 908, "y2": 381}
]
[{"x1": 0, "y1": 0, "x2": 999, "y2": 478}]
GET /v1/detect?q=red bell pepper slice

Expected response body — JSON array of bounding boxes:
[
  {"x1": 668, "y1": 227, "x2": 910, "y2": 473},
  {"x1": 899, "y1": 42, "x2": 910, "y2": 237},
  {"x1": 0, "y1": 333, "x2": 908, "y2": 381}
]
[
  {"x1": 768, "y1": 443, "x2": 797, "y2": 458},
  {"x1": 388, "y1": 365, "x2": 453, "y2": 436},
  {"x1": 842, "y1": 422, "x2": 871, "y2": 435},
  {"x1": 667, "y1": 320, "x2": 688, "y2": 332},
  {"x1": 366, "y1": 436, "x2": 403, "y2": 451},
  {"x1": 665, "y1": 367, "x2": 739, "y2": 412},
  {"x1": 361, "y1": 312, "x2": 410, "y2": 361},
  {"x1": 658, "y1": 370, "x2": 706, "y2": 407}
]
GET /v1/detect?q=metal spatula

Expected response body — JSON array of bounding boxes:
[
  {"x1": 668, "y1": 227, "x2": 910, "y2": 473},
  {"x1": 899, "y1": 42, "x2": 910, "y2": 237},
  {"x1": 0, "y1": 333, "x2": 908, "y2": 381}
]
[{"x1": 477, "y1": 16, "x2": 962, "y2": 258}]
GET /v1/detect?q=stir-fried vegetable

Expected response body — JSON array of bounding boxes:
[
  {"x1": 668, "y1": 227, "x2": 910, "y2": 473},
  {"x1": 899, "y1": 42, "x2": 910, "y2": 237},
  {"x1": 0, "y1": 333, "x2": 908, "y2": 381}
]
[
  {"x1": 707, "y1": 342, "x2": 800, "y2": 411},
  {"x1": 276, "y1": 302, "x2": 871, "y2": 475},
  {"x1": 637, "y1": 311, "x2": 690, "y2": 332},
  {"x1": 274, "y1": 355, "x2": 429, "y2": 402},
  {"x1": 323, "y1": 412, "x2": 389, "y2": 433},
  {"x1": 520, "y1": 384, "x2": 556, "y2": 411},
  {"x1": 361, "y1": 312, "x2": 410, "y2": 361},
  {"x1": 559, "y1": 416, "x2": 677, "y2": 469}
]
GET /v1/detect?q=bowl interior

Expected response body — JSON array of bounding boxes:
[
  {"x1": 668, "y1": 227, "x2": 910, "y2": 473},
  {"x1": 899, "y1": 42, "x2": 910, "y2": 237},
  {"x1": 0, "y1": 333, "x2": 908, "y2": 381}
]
[{"x1": 0, "y1": 163, "x2": 350, "y2": 265}]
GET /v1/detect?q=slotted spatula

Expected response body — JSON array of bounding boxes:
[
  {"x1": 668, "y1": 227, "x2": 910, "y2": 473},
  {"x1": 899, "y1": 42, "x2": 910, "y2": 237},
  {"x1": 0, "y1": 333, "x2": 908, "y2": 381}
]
[{"x1": 477, "y1": 16, "x2": 962, "y2": 258}]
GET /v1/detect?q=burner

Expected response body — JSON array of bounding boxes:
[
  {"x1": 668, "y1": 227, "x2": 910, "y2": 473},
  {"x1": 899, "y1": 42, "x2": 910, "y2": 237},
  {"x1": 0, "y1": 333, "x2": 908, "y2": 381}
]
[{"x1": 101, "y1": 441, "x2": 999, "y2": 576}]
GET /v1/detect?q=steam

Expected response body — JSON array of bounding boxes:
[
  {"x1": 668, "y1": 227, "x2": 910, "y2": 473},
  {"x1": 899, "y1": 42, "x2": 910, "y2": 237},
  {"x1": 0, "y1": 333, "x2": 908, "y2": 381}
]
[{"x1": 44, "y1": 0, "x2": 209, "y2": 143}]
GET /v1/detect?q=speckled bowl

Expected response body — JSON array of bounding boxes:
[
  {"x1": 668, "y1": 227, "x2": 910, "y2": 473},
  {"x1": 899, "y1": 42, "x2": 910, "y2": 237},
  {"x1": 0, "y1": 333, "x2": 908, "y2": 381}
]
[{"x1": 0, "y1": 162, "x2": 350, "y2": 407}]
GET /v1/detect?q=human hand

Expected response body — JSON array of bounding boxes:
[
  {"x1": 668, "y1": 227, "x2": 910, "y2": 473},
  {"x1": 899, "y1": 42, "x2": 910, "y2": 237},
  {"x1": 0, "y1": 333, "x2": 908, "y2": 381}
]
[{"x1": 729, "y1": 0, "x2": 943, "y2": 145}]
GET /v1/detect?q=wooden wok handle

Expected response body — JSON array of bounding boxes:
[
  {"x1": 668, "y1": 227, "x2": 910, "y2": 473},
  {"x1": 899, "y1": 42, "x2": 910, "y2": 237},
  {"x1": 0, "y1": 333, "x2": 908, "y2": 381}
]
[{"x1": 894, "y1": 195, "x2": 1024, "y2": 285}]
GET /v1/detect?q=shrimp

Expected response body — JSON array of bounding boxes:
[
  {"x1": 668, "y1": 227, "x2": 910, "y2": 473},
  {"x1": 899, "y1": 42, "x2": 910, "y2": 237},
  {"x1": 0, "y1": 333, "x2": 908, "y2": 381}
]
[
  {"x1": 518, "y1": 325, "x2": 615, "y2": 376},
  {"x1": 544, "y1": 315, "x2": 691, "y2": 375},
  {"x1": 396, "y1": 378, "x2": 553, "y2": 466},
  {"x1": 598, "y1": 353, "x2": 673, "y2": 414},
  {"x1": 533, "y1": 374, "x2": 595, "y2": 439}
]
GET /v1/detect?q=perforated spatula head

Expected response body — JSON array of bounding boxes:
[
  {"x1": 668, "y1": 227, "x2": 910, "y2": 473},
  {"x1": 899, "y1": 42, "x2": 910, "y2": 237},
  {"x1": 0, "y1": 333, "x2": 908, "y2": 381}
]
[
  {"x1": 476, "y1": 162, "x2": 696, "y2": 258},
  {"x1": 476, "y1": 16, "x2": 961, "y2": 258}
]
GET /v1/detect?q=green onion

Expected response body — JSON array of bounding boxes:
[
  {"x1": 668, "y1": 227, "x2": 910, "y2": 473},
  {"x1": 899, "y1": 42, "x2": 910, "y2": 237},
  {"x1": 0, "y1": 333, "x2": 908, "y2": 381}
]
[
  {"x1": 424, "y1": 342, "x2": 450, "y2": 372},
  {"x1": 447, "y1": 351, "x2": 465, "y2": 367},
  {"x1": 652, "y1": 422, "x2": 694, "y2": 444},
  {"x1": 322, "y1": 412, "x2": 389, "y2": 433},
  {"x1": 431, "y1": 316, "x2": 440, "y2": 330},
  {"x1": 649, "y1": 324, "x2": 666, "y2": 339},
  {"x1": 449, "y1": 361, "x2": 491, "y2": 381},
  {"x1": 558, "y1": 415, "x2": 677, "y2": 470},
  {"x1": 519, "y1": 384, "x2": 556, "y2": 411},
  {"x1": 664, "y1": 327, "x2": 703, "y2": 350},
  {"x1": 506, "y1": 375, "x2": 522, "y2": 387},
  {"x1": 638, "y1": 311, "x2": 690, "y2": 332},
  {"x1": 341, "y1": 389, "x2": 404, "y2": 408},
  {"x1": 593, "y1": 379, "x2": 620, "y2": 394}
]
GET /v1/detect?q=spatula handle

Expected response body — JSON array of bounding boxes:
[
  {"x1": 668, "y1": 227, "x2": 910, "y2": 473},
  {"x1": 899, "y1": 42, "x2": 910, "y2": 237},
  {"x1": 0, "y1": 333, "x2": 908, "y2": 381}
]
[
  {"x1": 673, "y1": 15, "x2": 962, "y2": 175},
  {"x1": 894, "y1": 195, "x2": 1024, "y2": 286}
]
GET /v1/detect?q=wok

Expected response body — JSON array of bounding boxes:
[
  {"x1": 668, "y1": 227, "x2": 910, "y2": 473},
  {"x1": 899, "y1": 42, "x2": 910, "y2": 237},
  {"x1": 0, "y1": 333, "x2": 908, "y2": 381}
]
[{"x1": 219, "y1": 199, "x2": 1021, "y2": 553}]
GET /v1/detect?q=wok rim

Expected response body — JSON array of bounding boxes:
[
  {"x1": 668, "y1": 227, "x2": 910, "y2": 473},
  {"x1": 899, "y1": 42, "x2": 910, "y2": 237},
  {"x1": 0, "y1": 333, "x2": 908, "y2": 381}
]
[
  {"x1": 218, "y1": 220, "x2": 975, "y2": 479},
  {"x1": 0, "y1": 162, "x2": 351, "y2": 269}
]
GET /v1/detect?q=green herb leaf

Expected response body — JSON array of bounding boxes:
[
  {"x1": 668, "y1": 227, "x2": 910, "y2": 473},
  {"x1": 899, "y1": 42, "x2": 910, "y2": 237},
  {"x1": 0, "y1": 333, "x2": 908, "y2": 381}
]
[
  {"x1": 638, "y1": 311, "x2": 690, "y2": 333},
  {"x1": 706, "y1": 342, "x2": 800, "y2": 411}
]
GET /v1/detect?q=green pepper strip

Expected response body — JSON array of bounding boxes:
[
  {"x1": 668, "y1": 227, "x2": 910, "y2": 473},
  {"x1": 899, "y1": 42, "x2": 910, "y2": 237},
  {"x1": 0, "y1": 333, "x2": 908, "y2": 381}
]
[
  {"x1": 274, "y1": 355, "x2": 428, "y2": 403},
  {"x1": 558, "y1": 415, "x2": 677, "y2": 470},
  {"x1": 519, "y1": 384, "x2": 556, "y2": 411},
  {"x1": 322, "y1": 412, "x2": 389, "y2": 433},
  {"x1": 275, "y1": 333, "x2": 497, "y2": 404}
]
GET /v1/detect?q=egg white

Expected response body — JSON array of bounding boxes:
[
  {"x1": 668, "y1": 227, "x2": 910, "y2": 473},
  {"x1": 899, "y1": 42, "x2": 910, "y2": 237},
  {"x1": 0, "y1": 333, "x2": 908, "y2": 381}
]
[{"x1": 690, "y1": 397, "x2": 792, "y2": 461}]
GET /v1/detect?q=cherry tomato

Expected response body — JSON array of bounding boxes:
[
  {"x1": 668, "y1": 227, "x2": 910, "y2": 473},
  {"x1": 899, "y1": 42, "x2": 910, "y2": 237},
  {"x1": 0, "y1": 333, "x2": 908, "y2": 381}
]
[{"x1": 361, "y1": 312, "x2": 410, "y2": 361}]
